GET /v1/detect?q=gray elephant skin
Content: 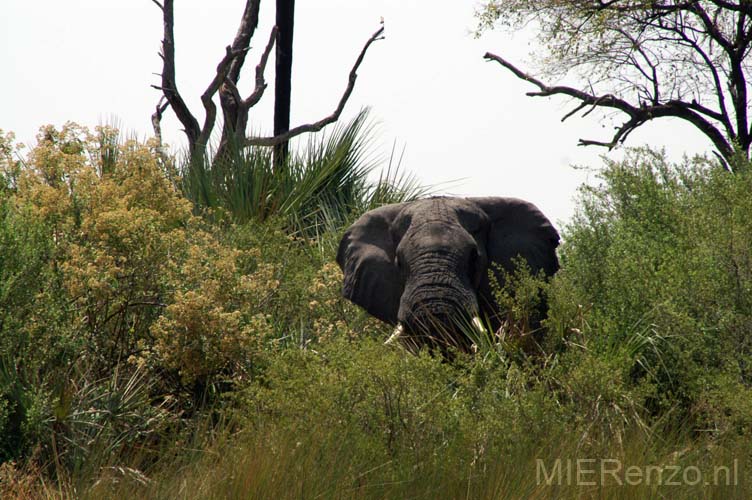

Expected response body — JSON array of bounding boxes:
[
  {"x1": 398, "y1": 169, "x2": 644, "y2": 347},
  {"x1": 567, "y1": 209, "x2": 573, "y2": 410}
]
[{"x1": 336, "y1": 196, "x2": 560, "y2": 351}]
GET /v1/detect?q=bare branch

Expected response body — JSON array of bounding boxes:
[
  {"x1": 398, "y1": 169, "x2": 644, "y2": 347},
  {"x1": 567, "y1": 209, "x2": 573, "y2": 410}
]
[
  {"x1": 204, "y1": 46, "x2": 248, "y2": 104},
  {"x1": 245, "y1": 25, "x2": 385, "y2": 148},
  {"x1": 222, "y1": 78, "x2": 244, "y2": 110},
  {"x1": 668, "y1": 22, "x2": 734, "y2": 136},
  {"x1": 484, "y1": 51, "x2": 734, "y2": 160},
  {"x1": 562, "y1": 102, "x2": 589, "y2": 122},
  {"x1": 484, "y1": 52, "x2": 637, "y2": 115},
  {"x1": 687, "y1": 3, "x2": 734, "y2": 53},
  {"x1": 707, "y1": 1, "x2": 752, "y2": 15},
  {"x1": 155, "y1": 0, "x2": 200, "y2": 151},
  {"x1": 151, "y1": 96, "x2": 169, "y2": 141},
  {"x1": 244, "y1": 25, "x2": 279, "y2": 109},
  {"x1": 227, "y1": 0, "x2": 262, "y2": 84},
  {"x1": 197, "y1": 45, "x2": 248, "y2": 149},
  {"x1": 153, "y1": 0, "x2": 264, "y2": 157}
]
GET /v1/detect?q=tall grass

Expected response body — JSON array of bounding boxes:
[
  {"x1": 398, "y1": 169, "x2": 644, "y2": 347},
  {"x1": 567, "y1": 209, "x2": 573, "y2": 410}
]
[
  {"x1": 29, "y1": 339, "x2": 752, "y2": 499},
  {"x1": 126, "y1": 424, "x2": 747, "y2": 499}
]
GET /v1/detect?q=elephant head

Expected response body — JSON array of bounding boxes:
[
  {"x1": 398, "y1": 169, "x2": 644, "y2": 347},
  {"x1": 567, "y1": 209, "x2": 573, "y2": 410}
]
[{"x1": 336, "y1": 196, "x2": 560, "y2": 351}]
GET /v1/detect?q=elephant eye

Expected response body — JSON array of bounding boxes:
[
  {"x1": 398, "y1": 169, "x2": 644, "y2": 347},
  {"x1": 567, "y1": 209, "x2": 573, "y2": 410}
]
[
  {"x1": 395, "y1": 252, "x2": 408, "y2": 276},
  {"x1": 470, "y1": 247, "x2": 482, "y2": 285},
  {"x1": 470, "y1": 225, "x2": 487, "y2": 239}
]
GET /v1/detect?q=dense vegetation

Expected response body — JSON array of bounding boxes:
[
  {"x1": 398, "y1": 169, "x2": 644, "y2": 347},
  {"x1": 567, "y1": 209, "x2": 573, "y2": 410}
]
[{"x1": 1, "y1": 119, "x2": 751, "y2": 498}]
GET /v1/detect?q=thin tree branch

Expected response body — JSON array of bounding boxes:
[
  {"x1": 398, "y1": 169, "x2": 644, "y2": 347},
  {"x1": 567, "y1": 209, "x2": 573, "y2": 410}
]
[
  {"x1": 244, "y1": 25, "x2": 385, "y2": 148},
  {"x1": 244, "y1": 25, "x2": 279, "y2": 108},
  {"x1": 562, "y1": 101, "x2": 589, "y2": 122},
  {"x1": 669, "y1": 23, "x2": 734, "y2": 137},
  {"x1": 707, "y1": 1, "x2": 752, "y2": 15},
  {"x1": 484, "y1": 52, "x2": 637, "y2": 114},
  {"x1": 156, "y1": 0, "x2": 200, "y2": 151},
  {"x1": 198, "y1": 45, "x2": 249, "y2": 149},
  {"x1": 484, "y1": 51, "x2": 734, "y2": 162},
  {"x1": 687, "y1": 3, "x2": 734, "y2": 53},
  {"x1": 151, "y1": 96, "x2": 169, "y2": 142}
]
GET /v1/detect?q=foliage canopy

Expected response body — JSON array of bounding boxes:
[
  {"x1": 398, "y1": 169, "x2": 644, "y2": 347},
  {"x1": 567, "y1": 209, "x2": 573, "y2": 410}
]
[{"x1": 478, "y1": 1, "x2": 752, "y2": 168}]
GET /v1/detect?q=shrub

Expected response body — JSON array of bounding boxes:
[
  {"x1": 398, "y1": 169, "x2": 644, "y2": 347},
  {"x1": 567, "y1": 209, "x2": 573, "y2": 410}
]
[
  {"x1": 181, "y1": 109, "x2": 429, "y2": 233},
  {"x1": 239, "y1": 338, "x2": 565, "y2": 489},
  {"x1": 0, "y1": 124, "x2": 294, "y2": 465},
  {"x1": 0, "y1": 121, "x2": 415, "y2": 471},
  {"x1": 556, "y1": 148, "x2": 752, "y2": 428}
]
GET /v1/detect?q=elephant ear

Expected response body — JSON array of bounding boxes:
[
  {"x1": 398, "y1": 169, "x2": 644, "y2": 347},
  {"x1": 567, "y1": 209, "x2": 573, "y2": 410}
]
[
  {"x1": 468, "y1": 197, "x2": 560, "y2": 279},
  {"x1": 336, "y1": 203, "x2": 407, "y2": 325}
]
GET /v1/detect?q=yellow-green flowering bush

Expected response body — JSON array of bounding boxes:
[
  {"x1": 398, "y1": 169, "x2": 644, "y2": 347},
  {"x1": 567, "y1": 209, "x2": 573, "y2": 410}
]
[
  {"x1": 305, "y1": 262, "x2": 384, "y2": 343},
  {"x1": 148, "y1": 241, "x2": 278, "y2": 385},
  {"x1": 9, "y1": 123, "x2": 282, "y2": 412}
]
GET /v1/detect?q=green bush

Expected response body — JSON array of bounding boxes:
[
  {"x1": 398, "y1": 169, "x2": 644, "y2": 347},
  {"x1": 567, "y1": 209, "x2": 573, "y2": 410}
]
[
  {"x1": 232, "y1": 338, "x2": 564, "y2": 497},
  {"x1": 0, "y1": 171, "x2": 75, "y2": 463},
  {"x1": 0, "y1": 122, "x2": 415, "y2": 475},
  {"x1": 0, "y1": 124, "x2": 290, "y2": 466},
  {"x1": 556, "y1": 148, "x2": 752, "y2": 429}
]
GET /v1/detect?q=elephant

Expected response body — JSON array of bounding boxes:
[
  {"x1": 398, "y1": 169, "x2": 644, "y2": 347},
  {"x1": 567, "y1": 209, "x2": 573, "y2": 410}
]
[{"x1": 336, "y1": 196, "x2": 560, "y2": 352}]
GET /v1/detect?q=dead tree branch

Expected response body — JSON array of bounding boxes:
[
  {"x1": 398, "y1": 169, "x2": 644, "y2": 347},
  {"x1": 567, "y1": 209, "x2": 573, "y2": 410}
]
[
  {"x1": 484, "y1": 51, "x2": 734, "y2": 168},
  {"x1": 245, "y1": 25, "x2": 278, "y2": 109},
  {"x1": 152, "y1": 0, "x2": 264, "y2": 158},
  {"x1": 151, "y1": 0, "x2": 382, "y2": 161},
  {"x1": 151, "y1": 96, "x2": 169, "y2": 144},
  {"x1": 154, "y1": 0, "x2": 201, "y2": 153},
  {"x1": 245, "y1": 25, "x2": 385, "y2": 148}
]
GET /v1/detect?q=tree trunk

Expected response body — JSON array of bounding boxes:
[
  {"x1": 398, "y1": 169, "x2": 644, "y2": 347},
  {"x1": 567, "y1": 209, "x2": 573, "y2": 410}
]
[{"x1": 274, "y1": 0, "x2": 295, "y2": 167}]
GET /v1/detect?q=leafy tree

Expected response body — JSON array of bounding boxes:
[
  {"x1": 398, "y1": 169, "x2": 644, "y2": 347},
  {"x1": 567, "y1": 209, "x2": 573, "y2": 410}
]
[{"x1": 477, "y1": 1, "x2": 752, "y2": 170}]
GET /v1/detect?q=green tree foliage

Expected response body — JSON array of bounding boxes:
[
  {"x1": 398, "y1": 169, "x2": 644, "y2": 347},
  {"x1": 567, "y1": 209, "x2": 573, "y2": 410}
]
[{"x1": 477, "y1": 1, "x2": 752, "y2": 167}]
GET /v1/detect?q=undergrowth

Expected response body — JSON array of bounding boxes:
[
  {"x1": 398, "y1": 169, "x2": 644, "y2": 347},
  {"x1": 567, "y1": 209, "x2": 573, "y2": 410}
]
[{"x1": 1, "y1": 126, "x2": 751, "y2": 497}]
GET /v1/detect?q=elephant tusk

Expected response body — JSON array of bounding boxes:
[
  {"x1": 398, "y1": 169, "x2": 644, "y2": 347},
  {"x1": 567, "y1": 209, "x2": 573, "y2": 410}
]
[
  {"x1": 471, "y1": 316, "x2": 488, "y2": 336},
  {"x1": 385, "y1": 323, "x2": 405, "y2": 345}
]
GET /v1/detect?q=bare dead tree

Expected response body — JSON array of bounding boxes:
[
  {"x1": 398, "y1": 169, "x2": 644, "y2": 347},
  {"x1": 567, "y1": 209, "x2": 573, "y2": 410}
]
[
  {"x1": 274, "y1": 0, "x2": 295, "y2": 165},
  {"x1": 150, "y1": 0, "x2": 384, "y2": 164},
  {"x1": 477, "y1": 1, "x2": 752, "y2": 170}
]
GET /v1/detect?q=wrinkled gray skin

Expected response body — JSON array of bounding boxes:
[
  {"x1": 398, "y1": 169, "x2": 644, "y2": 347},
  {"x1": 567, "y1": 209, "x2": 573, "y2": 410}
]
[{"x1": 336, "y1": 196, "x2": 560, "y2": 351}]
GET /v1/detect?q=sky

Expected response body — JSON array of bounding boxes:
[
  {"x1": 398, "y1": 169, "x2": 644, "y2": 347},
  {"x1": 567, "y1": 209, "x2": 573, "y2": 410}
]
[{"x1": 2, "y1": 1, "x2": 713, "y2": 226}]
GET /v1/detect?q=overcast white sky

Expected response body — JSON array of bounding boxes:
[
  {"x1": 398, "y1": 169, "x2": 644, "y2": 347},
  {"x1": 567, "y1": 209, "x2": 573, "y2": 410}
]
[{"x1": 2, "y1": 1, "x2": 713, "y2": 225}]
